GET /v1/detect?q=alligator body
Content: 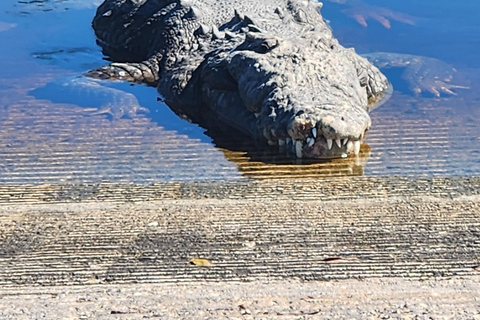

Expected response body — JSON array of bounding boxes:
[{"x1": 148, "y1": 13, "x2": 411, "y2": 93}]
[{"x1": 87, "y1": 0, "x2": 392, "y2": 159}]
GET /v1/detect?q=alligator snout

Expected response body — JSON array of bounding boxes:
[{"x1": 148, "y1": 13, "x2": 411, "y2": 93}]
[{"x1": 286, "y1": 106, "x2": 371, "y2": 159}]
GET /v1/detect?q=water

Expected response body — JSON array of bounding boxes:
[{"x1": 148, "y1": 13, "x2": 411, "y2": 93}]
[
  {"x1": 323, "y1": 0, "x2": 480, "y2": 68},
  {"x1": 322, "y1": 0, "x2": 480, "y2": 176},
  {"x1": 0, "y1": 0, "x2": 479, "y2": 184}
]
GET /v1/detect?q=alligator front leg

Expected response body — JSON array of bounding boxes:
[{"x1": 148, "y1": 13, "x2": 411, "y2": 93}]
[
  {"x1": 362, "y1": 52, "x2": 469, "y2": 97},
  {"x1": 85, "y1": 54, "x2": 163, "y2": 86}
]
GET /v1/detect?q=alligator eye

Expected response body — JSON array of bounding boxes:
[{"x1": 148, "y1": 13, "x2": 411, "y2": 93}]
[{"x1": 257, "y1": 38, "x2": 279, "y2": 53}]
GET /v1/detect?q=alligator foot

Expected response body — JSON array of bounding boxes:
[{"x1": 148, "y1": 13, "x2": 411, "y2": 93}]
[
  {"x1": 327, "y1": 0, "x2": 415, "y2": 28},
  {"x1": 363, "y1": 53, "x2": 470, "y2": 97},
  {"x1": 85, "y1": 62, "x2": 157, "y2": 85},
  {"x1": 85, "y1": 54, "x2": 162, "y2": 85},
  {"x1": 408, "y1": 69, "x2": 470, "y2": 97},
  {"x1": 411, "y1": 79, "x2": 469, "y2": 97}
]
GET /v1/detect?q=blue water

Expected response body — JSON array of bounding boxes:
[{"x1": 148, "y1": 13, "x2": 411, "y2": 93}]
[
  {"x1": 0, "y1": 0, "x2": 479, "y2": 182},
  {"x1": 0, "y1": 0, "x2": 100, "y2": 75},
  {"x1": 0, "y1": 0, "x2": 211, "y2": 140},
  {"x1": 323, "y1": 0, "x2": 480, "y2": 68}
]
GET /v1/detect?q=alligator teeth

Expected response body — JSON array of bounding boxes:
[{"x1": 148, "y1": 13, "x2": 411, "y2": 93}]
[
  {"x1": 295, "y1": 140, "x2": 303, "y2": 158},
  {"x1": 346, "y1": 140, "x2": 353, "y2": 151},
  {"x1": 343, "y1": 138, "x2": 348, "y2": 146},
  {"x1": 353, "y1": 140, "x2": 361, "y2": 155},
  {"x1": 335, "y1": 139, "x2": 342, "y2": 148},
  {"x1": 278, "y1": 139, "x2": 285, "y2": 147},
  {"x1": 327, "y1": 139, "x2": 333, "y2": 150},
  {"x1": 307, "y1": 137, "x2": 315, "y2": 147},
  {"x1": 312, "y1": 128, "x2": 317, "y2": 138}
]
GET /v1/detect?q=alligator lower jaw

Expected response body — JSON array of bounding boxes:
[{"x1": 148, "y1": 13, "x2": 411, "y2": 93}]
[{"x1": 278, "y1": 134, "x2": 363, "y2": 159}]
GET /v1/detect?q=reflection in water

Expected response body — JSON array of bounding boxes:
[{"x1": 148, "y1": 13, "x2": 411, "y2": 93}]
[
  {"x1": 219, "y1": 145, "x2": 370, "y2": 179},
  {"x1": 30, "y1": 77, "x2": 150, "y2": 120},
  {"x1": 207, "y1": 128, "x2": 371, "y2": 179}
]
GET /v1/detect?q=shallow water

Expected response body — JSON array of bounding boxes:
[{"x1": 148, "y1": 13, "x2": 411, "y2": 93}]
[{"x1": 0, "y1": 0, "x2": 479, "y2": 184}]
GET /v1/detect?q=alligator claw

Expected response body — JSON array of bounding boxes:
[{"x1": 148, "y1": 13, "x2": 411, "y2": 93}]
[
  {"x1": 413, "y1": 82, "x2": 470, "y2": 98},
  {"x1": 327, "y1": 0, "x2": 415, "y2": 29},
  {"x1": 404, "y1": 62, "x2": 470, "y2": 97}
]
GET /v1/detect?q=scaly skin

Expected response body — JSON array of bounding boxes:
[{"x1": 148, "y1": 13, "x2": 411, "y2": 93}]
[{"x1": 87, "y1": 0, "x2": 391, "y2": 159}]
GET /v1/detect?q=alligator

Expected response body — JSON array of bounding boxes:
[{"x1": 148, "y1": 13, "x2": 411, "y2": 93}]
[{"x1": 87, "y1": 0, "x2": 395, "y2": 159}]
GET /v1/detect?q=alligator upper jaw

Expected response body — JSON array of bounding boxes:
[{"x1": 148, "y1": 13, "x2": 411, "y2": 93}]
[
  {"x1": 277, "y1": 107, "x2": 371, "y2": 159},
  {"x1": 279, "y1": 129, "x2": 364, "y2": 159},
  {"x1": 301, "y1": 134, "x2": 363, "y2": 159}
]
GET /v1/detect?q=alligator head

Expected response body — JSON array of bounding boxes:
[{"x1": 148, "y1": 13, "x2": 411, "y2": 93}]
[{"x1": 196, "y1": 26, "x2": 391, "y2": 159}]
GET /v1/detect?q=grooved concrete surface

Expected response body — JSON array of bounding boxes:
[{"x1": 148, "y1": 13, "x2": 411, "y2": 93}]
[{"x1": 1, "y1": 178, "x2": 480, "y2": 318}]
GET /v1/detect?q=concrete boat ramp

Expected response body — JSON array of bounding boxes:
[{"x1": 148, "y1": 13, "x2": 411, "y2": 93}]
[{"x1": 0, "y1": 177, "x2": 479, "y2": 318}]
